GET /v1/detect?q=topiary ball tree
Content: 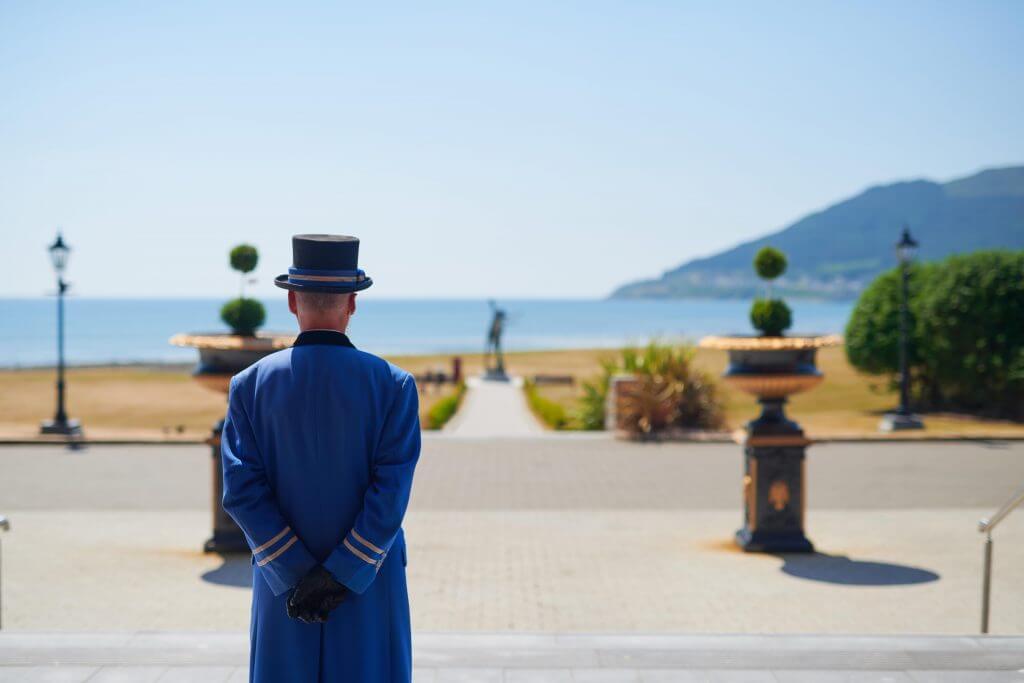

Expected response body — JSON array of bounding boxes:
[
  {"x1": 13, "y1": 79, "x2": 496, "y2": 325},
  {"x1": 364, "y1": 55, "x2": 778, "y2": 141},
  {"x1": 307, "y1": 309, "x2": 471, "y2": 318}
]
[
  {"x1": 750, "y1": 299, "x2": 792, "y2": 337},
  {"x1": 221, "y1": 298, "x2": 266, "y2": 337},
  {"x1": 754, "y1": 246, "x2": 787, "y2": 282},
  {"x1": 230, "y1": 244, "x2": 259, "y2": 297},
  {"x1": 750, "y1": 246, "x2": 791, "y2": 336},
  {"x1": 222, "y1": 243, "x2": 266, "y2": 336}
]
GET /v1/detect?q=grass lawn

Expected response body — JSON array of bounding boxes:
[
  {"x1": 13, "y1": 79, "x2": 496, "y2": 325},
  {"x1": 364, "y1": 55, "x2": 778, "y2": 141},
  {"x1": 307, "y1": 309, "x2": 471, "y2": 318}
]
[{"x1": 1, "y1": 346, "x2": 1021, "y2": 439}]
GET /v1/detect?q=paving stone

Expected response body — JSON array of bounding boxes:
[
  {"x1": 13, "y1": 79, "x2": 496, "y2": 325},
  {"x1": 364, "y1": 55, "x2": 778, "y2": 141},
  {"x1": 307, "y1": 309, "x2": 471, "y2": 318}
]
[
  {"x1": 155, "y1": 666, "x2": 235, "y2": 682},
  {"x1": 570, "y1": 669, "x2": 641, "y2": 681},
  {"x1": 637, "y1": 672, "x2": 709, "y2": 682},
  {"x1": 223, "y1": 668, "x2": 248, "y2": 683},
  {"x1": 86, "y1": 667, "x2": 165, "y2": 683},
  {"x1": 1, "y1": 634, "x2": 1024, "y2": 680},
  {"x1": 771, "y1": 672, "x2": 854, "y2": 682},
  {"x1": 434, "y1": 668, "x2": 503, "y2": 682},
  {"x1": 0, "y1": 668, "x2": 98, "y2": 683},
  {"x1": 907, "y1": 672, "x2": 1024, "y2": 682},
  {"x1": 503, "y1": 670, "x2": 574, "y2": 683}
]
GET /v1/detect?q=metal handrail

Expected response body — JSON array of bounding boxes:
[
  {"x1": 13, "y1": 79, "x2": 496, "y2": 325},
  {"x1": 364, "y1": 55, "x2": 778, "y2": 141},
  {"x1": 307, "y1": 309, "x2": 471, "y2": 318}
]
[
  {"x1": 0, "y1": 515, "x2": 9, "y2": 631},
  {"x1": 978, "y1": 485, "x2": 1024, "y2": 634}
]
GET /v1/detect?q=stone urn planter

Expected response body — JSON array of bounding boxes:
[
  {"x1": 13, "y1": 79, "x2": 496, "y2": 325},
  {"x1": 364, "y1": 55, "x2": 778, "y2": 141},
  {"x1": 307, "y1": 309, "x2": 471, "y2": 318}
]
[
  {"x1": 170, "y1": 332, "x2": 294, "y2": 393},
  {"x1": 699, "y1": 334, "x2": 841, "y2": 552},
  {"x1": 170, "y1": 332, "x2": 295, "y2": 552}
]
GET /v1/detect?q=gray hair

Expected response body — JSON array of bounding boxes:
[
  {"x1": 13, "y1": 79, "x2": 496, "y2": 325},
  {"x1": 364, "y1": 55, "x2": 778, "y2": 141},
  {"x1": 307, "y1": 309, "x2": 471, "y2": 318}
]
[{"x1": 295, "y1": 291, "x2": 351, "y2": 313}]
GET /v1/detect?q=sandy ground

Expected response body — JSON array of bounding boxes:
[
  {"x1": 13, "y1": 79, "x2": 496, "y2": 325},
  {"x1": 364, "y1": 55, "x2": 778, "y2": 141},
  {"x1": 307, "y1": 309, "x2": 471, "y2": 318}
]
[
  {"x1": 3, "y1": 347, "x2": 1023, "y2": 441},
  {"x1": 0, "y1": 439, "x2": 1022, "y2": 634}
]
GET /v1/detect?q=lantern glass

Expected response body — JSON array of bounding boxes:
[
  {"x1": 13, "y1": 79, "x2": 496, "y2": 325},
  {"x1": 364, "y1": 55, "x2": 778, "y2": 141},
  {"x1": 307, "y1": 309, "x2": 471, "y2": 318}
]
[
  {"x1": 49, "y1": 234, "x2": 70, "y2": 273},
  {"x1": 896, "y1": 228, "x2": 918, "y2": 264}
]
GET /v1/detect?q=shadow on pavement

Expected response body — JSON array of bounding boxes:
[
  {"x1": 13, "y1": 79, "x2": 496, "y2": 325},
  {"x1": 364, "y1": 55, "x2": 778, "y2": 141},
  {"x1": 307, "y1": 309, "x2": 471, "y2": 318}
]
[
  {"x1": 777, "y1": 552, "x2": 940, "y2": 586},
  {"x1": 201, "y1": 556, "x2": 253, "y2": 588}
]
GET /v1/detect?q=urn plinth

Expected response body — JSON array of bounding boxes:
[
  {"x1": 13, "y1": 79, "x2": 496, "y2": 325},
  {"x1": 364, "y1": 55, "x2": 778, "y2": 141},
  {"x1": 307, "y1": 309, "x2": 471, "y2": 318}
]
[
  {"x1": 171, "y1": 332, "x2": 295, "y2": 553},
  {"x1": 700, "y1": 334, "x2": 841, "y2": 553}
]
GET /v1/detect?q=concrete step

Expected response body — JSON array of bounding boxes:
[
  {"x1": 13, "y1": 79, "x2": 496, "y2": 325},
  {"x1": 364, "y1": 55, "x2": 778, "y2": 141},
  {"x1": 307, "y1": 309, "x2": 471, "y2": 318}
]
[{"x1": 1, "y1": 633, "x2": 1023, "y2": 681}]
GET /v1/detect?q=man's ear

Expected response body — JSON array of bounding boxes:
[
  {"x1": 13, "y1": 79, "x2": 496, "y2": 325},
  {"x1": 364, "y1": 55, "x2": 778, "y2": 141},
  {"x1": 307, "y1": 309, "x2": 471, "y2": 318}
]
[
  {"x1": 288, "y1": 290, "x2": 298, "y2": 316},
  {"x1": 349, "y1": 293, "x2": 357, "y2": 316}
]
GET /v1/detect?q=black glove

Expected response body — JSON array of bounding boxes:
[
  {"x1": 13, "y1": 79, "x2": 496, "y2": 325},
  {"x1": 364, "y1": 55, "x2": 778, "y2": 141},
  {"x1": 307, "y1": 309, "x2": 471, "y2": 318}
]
[{"x1": 287, "y1": 565, "x2": 349, "y2": 624}]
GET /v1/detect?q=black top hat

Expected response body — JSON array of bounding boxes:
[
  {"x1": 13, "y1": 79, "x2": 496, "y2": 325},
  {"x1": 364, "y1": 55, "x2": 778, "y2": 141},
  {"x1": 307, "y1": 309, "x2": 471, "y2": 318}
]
[{"x1": 274, "y1": 234, "x2": 373, "y2": 294}]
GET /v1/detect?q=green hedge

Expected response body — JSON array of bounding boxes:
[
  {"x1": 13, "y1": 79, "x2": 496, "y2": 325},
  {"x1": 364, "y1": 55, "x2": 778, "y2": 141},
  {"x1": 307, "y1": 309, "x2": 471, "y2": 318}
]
[
  {"x1": 424, "y1": 382, "x2": 467, "y2": 430},
  {"x1": 846, "y1": 250, "x2": 1024, "y2": 418},
  {"x1": 524, "y1": 380, "x2": 571, "y2": 430}
]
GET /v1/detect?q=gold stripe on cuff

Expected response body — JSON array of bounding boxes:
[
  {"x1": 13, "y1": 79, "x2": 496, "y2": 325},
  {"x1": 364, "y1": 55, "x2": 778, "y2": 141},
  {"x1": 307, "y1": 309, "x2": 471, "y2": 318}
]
[
  {"x1": 253, "y1": 526, "x2": 291, "y2": 555},
  {"x1": 257, "y1": 535, "x2": 298, "y2": 567},
  {"x1": 343, "y1": 538, "x2": 377, "y2": 565},
  {"x1": 350, "y1": 529, "x2": 384, "y2": 555}
]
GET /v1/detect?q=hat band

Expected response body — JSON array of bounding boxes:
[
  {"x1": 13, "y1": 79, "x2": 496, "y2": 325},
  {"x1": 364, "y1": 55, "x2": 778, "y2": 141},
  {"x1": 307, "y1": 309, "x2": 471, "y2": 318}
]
[{"x1": 288, "y1": 267, "x2": 366, "y2": 284}]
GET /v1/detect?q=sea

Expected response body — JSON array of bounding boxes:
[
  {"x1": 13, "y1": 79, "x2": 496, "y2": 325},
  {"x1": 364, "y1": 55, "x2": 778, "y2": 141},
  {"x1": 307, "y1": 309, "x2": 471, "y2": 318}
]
[{"x1": 0, "y1": 298, "x2": 854, "y2": 368}]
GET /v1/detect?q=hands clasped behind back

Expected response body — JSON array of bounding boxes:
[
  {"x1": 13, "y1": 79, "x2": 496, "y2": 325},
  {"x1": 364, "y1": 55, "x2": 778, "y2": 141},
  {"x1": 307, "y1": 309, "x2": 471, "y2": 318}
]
[{"x1": 287, "y1": 565, "x2": 349, "y2": 624}]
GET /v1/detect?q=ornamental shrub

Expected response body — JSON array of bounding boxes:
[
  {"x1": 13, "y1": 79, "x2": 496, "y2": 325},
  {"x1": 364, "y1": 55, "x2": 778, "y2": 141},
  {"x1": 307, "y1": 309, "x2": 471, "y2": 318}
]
[
  {"x1": 577, "y1": 342, "x2": 724, "y2": 434},
  {"x1": 524, "y1": 380, "x2": 571, "y2": 430},
  {"x1": 754, "y1": 246, "x2": 787, "y2": 281},
  {"x1": 425, "y1": 382, "x2": 467, "y2": 430},
  {"x1": 221, "y1": 297, "x2": 266, "y2": 337},
  {"x1": 577, "y1": 358, "x2": 617, "y2": 430},
  {"x1": 846, "y1": 250, "x2": 1024, "y2": 418},
  {"x1": 845, "y1": 265, "x2": 929, "y2": 376},
  {"x1": 229, "y1": 243, "x2": 259, "y2": 299},
  {"x1": 750, "y1": 299, "x2": 792, "y2": 337},
  {"x1": 750, "y1": 246, "x2": 791, "y2": 335},
  {"x1": 916, "y1": 251, "x2": 1024, "y2": 416},
  {"x1": 230, "y1": 244, "x2": 259, "y2": 274}
]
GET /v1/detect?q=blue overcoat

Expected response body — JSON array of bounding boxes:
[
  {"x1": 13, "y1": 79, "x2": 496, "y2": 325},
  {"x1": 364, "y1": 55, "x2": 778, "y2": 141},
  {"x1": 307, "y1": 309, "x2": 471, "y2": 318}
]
[{"x1": 221, "y1": 329, "x2": 421, "y2": 683}]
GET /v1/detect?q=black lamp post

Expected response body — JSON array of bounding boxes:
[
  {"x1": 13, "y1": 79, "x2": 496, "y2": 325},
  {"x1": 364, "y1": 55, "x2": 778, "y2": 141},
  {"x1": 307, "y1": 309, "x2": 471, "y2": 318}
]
[
  {"x1": 40, "y1": 232, "x2": 82, "y2": 437},
  {"x1": 881, "y1": 226, "x2": 924, "y2": 432}
]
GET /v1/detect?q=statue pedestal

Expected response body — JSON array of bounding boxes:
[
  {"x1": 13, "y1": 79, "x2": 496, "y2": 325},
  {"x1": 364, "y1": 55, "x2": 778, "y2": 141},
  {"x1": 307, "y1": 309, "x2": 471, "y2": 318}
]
[{"x1": 482, "y1": 368, "x2": 510, "y2": 382}]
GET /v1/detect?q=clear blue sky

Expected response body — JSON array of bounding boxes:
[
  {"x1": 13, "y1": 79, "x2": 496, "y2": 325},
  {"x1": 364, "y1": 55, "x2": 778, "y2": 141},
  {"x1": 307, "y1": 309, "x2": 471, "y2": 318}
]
[{"x1": 2, "y1": 1, "x2": 1021, "y2": 299}]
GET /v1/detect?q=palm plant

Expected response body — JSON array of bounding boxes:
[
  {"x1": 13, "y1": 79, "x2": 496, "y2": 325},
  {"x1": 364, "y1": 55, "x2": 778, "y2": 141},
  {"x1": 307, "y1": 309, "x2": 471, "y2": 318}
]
[{"x1": 577, "y1": 342, "x2": 724, "y2": 435}]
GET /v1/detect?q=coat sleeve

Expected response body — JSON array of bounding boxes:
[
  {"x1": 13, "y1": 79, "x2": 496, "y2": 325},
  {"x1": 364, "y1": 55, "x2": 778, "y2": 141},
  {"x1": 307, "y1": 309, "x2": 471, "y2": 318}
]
[
  {"x1": 324, "y1": 372, "x2": 421, "y2": 594},
  {"x1": 221, "y1": 374, "x2": 318, "y2": 596}
]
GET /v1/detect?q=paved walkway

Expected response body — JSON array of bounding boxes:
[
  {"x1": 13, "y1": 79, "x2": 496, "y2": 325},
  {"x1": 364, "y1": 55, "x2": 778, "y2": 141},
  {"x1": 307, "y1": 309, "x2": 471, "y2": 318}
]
[
  {"x1": 443, "y1": 376, "x2": 544, "y2": 437},
  {"x1": 1, "y1": 633, "x2": 1022, "y2": 681},
  {"x1": 1, "y1": 441, "x2": 1022, "y2": 634}
]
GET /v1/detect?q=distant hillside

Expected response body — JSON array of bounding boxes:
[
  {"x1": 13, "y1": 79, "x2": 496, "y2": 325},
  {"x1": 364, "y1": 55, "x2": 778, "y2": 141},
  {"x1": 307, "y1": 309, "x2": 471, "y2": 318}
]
[{"x1": 611, "y1": 166, "x2": 1024, "y2": 300}]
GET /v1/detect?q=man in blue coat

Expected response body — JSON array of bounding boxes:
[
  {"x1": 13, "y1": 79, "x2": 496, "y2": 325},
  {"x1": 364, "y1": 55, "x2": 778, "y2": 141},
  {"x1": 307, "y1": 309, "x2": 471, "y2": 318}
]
[{"x1": 222, "y1": 234, "x2": 421, "y2": 682}]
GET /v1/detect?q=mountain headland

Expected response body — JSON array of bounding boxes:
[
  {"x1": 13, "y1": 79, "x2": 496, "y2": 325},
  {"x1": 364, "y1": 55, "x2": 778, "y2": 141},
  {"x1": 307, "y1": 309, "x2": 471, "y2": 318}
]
[{"x1": 611, "y1": 166, "x2": 1024, "y2": 300}]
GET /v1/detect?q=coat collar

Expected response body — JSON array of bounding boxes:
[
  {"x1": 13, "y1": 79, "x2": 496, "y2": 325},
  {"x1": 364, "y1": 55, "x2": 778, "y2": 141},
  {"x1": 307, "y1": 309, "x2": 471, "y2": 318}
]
[{"x1": 293, "y1": 329, "x2": 356, "y2": 349}]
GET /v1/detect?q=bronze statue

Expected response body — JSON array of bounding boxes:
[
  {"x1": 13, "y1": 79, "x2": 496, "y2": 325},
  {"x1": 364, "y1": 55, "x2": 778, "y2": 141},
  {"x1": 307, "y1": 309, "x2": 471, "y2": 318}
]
[{"x1": 484, "y1": 300, "x2": 507, "y2": 379}]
